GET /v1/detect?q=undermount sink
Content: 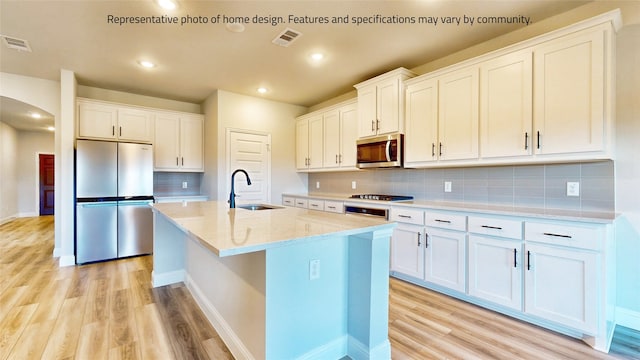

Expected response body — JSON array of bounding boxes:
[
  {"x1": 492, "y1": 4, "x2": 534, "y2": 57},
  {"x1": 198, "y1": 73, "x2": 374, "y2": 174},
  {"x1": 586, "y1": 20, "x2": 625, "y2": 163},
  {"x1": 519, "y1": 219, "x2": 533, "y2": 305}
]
[{"x1": 238, "y1": 204, "x2": 284, "y2": 211}]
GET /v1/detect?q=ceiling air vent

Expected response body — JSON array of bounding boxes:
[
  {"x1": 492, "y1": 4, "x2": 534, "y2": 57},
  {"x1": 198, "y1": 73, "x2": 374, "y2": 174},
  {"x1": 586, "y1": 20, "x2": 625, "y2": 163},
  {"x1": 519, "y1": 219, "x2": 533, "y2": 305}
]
[
  {"x1": 1, "y1": 35, "x2": 32, "y2": 52},
  {"x1": 272, "y1": 28, "x2": 302, "y2": 47}
]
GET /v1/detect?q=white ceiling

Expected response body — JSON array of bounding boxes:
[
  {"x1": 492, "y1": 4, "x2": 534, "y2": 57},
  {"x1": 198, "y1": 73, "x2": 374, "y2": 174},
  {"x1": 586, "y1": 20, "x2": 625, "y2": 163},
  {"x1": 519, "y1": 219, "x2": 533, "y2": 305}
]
[{"x1": 1, "y1": 0, "x2": 591, "y2": 118}]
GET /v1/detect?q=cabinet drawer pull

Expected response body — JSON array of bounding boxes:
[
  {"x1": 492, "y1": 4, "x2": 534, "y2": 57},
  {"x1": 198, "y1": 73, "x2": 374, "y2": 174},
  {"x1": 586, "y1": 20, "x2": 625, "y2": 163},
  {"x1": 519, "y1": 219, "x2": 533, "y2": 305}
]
[
  {"x1": 434, "y1": 219, "x2": 451, "y2": 224},
  {"x1": 527, "y1": 250, "x2": 531, "y2": 271},
  {"x1": 513, "y1": 248, "x2": 517, "y2": 268},
  {"x1": 417, "y1": 232, "x2": 421, "y2": 247},
  {"x1": 481, "y1": 225, "x2": 503, "y2": 230},
  {"x1": 327, "y1": 206, "x2": 336, "y2": 209},
  {"x1": 398, "y1": 214, "x2": 412, "y2": 219},
  {"x1": 543, "y1": 232, "x2": 572, "y2": 239},
  {"x1": 311, "y1": 204, "x2": 319, "y2": 207}
]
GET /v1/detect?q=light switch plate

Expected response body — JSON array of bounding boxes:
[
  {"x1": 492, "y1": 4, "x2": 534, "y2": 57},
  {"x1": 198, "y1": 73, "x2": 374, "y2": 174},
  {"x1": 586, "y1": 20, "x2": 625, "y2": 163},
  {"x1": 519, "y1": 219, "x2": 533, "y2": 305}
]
[
  {"x1": 444, "y1": 181, "x2": 452, "y2": 193},
  {"x1": 567, "y1": 182, "x2": 580, "y2": 197},
  {"x1": 351, "y1": 181, "x2": 357, "y2": 190},
  {"x1": 182, "y1": 181, "x2": 188, "y2": 189},
  {"x1": 309, "y1": 259, "x2": 320, "y2": 280}
]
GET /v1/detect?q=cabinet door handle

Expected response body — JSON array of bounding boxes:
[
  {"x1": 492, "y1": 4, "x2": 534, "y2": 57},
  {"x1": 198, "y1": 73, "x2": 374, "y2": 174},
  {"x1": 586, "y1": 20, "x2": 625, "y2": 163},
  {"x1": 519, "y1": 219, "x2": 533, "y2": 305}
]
[
  {"x1": 371, "y1": 120, "x2": 375, "y2": 132},
  {"x1": 481, "y1": 225, "x2": 503, "y2": 230},
  {"x1": 176, "y1": 157, "x2": 179, "y2": 166},
  {"x1": 336, "y1": 154, "x2": 339, "y2": 164},
  {"x1": 524, "y1": 132, "x2": 529, "y2": 150},
  {"x1": 439, "y1": 142, "x2": 443, "y2": 156},
  {"x1": 376, "y1": 120, "x2": 380, "y2": 131},
  {"x1": 339, "y1": 154, "x2": 342, "y2": 163},
  {"x1": 434, "y1": 219, "x2": 451, "y2": 224},
  {"x1": 119, "y1": 126, "x2": 122, "y2": 137},
  {"x1": 527, "y1": 250, "x2": 531, "y2": 271},
  {"x1": 425, "y1": 233, "x2": 429, "y2": 248},
  {"x1": 537, "y1": 131, "x2": 541, "y2": 149},
  {"x1": 417, "y1": 232, "x2": 421, "y2": 247},
  {"x1": 513, "y1": 248, "x2": 518, "y2": 268},
  {"x1": 112, "y1": 126, "x2": 115, "y2": 136},
  {"x1": 398, "y1": 214, "x2": 412, "y2": 219},
  {"x1": 543, "y1": 232, "x2": 572, "y2": 239},
  {"x1": 432, "y1": 143, "x2": 435, "y2": 157},
  {"x1": 182, "y1": 157, "x2": 184, "y2": 166}
]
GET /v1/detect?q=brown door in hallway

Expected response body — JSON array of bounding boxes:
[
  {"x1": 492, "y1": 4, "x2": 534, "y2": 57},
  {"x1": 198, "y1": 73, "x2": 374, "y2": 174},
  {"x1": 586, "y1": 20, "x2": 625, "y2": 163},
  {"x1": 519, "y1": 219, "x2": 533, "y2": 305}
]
[{"x1": 39, "y1": 154, "x2": 54, "y2": 215}]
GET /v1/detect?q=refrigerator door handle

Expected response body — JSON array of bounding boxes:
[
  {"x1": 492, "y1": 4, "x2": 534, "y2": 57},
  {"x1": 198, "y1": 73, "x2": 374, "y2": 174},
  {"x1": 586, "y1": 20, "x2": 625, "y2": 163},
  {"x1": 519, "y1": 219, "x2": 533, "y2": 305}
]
[
  {"x1": 118, "y1": 201, "x2": 153, "y2": 206},
  {"x1": 78, "y1": 202, "x2": 118, "y2": 208}
]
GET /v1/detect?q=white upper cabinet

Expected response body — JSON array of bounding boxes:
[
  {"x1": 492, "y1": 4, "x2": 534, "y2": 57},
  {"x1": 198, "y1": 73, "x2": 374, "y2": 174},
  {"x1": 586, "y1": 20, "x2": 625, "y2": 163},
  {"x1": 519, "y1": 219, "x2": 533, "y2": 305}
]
[
  {"x1": 355, "y1": 68, "x2": 415, "y2": 138},
  {"x1": 296, "y1": 113, "x2": 323, "y2": 171},
  {"x1": 480, "y1": 50, "x2": 533, "y2": 159},
  {"x1": 323, "y1": 101, "x2": 358, "y2": 169},
  {"x1": 77, "y1": 99, "x2": 153, "y2": 143},
  {"x1": 153, "y1": 112, "x2": 204, "y2": 172},
  {"x1": 533, "y1": 26, "x2": 609, "y2": 156},
  {"x1": 438, "y1": 66, "x2": 479, "y2": 161},
  {"x1": 405, "y1": 78, "x2": 439, "y2": 166}
]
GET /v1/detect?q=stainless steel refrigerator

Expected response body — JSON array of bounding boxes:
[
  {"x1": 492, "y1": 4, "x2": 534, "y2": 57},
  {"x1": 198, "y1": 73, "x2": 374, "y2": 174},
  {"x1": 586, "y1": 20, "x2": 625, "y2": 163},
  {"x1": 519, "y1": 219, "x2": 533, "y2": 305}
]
[{"x1": 75, "y1": 140, "x2": 154, "y2": 264}]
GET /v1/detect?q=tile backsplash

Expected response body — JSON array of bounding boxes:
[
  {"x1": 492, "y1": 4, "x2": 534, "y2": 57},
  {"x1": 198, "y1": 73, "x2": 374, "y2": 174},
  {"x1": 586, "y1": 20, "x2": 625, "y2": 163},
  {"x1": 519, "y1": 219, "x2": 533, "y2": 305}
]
[
  {"x1": 154, "y1": 172, "x2": 203, "y2": 196},
  {"x1": 308, "y1": 161, "x2": 614, "y2": 213}
]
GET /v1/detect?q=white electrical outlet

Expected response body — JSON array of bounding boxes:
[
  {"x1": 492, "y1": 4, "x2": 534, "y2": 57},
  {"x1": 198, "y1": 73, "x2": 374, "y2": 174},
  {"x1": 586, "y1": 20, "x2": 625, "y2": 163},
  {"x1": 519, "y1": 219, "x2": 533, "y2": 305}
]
[
  {"x1": 316, "y1": 181, "x2": 320, "y2": 189},
  {"x1": 444, "y1": 181, "x2": 452, "y2": 193},
  {"x1": 309, "y1": 259, "x2": 320, "y2": 280},
  {"x1": 182, "y1": 181, "x2": 188, "y2": 189},
  {"x1": 351, "y1": 181, "x2": 357, "y2": 190},
  {"x1": 567, "y1": 182, "x2": 580, "y2": 197}
]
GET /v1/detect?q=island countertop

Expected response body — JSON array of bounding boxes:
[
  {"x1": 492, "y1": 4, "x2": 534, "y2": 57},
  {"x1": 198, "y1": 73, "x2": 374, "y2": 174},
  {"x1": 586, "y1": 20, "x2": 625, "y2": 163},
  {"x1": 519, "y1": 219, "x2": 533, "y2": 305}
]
[{"x1": 152, "y1": 200, "x2": 394, "y2": 257}]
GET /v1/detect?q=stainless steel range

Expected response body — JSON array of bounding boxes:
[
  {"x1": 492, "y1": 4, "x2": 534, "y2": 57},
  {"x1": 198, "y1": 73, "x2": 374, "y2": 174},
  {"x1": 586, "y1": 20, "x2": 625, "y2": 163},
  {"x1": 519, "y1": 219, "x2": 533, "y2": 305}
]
[{"x1": 345, "y1": 194, "x2": 413, "y2": 220}]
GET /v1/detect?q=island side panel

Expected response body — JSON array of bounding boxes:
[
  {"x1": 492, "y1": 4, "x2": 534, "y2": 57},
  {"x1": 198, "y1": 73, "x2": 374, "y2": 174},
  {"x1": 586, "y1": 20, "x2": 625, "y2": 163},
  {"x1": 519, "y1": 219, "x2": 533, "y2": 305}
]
[
  {"x1": 185, "y1": 237, "x2": 266, "y2": 360},
  {"x1": 347, "y1": 228, "x2": 393, "y2": 359},
  {"x1": 264, "y1": 234, "x2": 350, "y2": 360},
  {"x1": 152, "y1": 211, "x2": 187, "y2": 287}
]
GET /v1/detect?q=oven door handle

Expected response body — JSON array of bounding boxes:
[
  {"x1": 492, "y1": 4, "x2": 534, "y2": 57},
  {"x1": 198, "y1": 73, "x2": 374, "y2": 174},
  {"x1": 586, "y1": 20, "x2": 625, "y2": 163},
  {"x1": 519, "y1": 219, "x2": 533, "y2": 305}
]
[{"x1": 385, "y1": 140, "x2": 391, "y2": 162}]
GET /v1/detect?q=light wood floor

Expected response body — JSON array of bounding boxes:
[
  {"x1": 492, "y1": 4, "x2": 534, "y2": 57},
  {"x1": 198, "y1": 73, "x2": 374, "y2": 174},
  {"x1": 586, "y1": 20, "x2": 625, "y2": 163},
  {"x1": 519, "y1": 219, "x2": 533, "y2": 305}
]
[{"x1": 1, "y1": 216, "x2": 638, "y2": 360}]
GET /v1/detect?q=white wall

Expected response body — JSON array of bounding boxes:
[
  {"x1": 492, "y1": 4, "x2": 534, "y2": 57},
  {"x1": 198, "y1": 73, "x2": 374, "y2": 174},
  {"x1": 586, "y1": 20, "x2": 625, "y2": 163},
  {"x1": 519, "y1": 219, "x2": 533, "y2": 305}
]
[
  {"x1": 202, "y1": 90, "x2": 308, "y2": 202},
  {"x1": 0, "y1": 122, "x2": 19, "y2": 223},
  {"x1": 16, "y1": 131, "x2": 55, "y2": 216}
]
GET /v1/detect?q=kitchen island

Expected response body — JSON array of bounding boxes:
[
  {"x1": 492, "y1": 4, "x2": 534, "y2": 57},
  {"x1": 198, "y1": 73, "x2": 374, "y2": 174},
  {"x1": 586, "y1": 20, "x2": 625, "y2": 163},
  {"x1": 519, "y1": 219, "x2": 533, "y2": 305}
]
[{"x1": 151, "y1": 201, "x2": 396, "y2": 360}]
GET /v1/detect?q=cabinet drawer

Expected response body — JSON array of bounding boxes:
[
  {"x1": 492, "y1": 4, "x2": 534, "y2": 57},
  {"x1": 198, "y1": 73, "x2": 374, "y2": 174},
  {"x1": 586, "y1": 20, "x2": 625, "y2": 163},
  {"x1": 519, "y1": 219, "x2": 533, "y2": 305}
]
[
  {"x1": 425, "y1": 212, "x2": 466, "y2": 231},
  {"x1": 324, "y1": 201, "x2": 344, "y2": 214},
  {"x1": 390, "y1": 207, "x2": 424, "y2": 225},
  {"x1": 468, "y1": 216, "x2": 523, "y2": 240},
  {"x1": 308, "y1": 199, "x2": 324, "y2": 211},
  {"x1": 282, "y1": 196, "x2": 295, "y2": 207},
  {"x1": 294, "y1": 198, "x2": 309, "y2": 209},
  {"x1": 525, "y1": 221, "x2": 602, "y2": 250}
]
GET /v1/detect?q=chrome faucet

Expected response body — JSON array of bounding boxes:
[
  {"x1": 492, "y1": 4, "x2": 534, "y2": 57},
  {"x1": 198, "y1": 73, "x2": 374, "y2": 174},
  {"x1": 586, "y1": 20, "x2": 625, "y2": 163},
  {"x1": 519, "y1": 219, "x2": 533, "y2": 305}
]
[{"x1": 229, "y1": 169, "x2": 252, "y2": 208}]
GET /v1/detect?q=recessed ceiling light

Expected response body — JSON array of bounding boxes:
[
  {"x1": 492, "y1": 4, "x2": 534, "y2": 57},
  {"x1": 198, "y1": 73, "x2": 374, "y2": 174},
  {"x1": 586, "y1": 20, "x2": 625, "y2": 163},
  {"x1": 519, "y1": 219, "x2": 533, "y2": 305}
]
[
  {"x1": 138, "y1": 60, "x2": 156, "y2": 68},
  {"x1": 257, "y1": 87, "x2": 268, "y2": 94},
  {"x1": 47, "y1": 126, "x2": 55, "y2": 131},
  {"x1": 30, "y1": 112, "x2": 42, "y2": 119},
  {"x1": 310, "y1": 53, "x2": 324, "y2": 61},
  {"x1": 156, "y1": 0, "x2": 177, "y2": 10}
]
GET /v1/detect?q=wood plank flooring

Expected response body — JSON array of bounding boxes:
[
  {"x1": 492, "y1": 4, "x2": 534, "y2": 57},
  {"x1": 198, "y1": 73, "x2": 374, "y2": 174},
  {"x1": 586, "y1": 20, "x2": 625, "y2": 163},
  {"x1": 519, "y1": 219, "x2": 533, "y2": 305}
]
[{"x1": 1, "y1": 216, "x2": 639, "y2": 359}]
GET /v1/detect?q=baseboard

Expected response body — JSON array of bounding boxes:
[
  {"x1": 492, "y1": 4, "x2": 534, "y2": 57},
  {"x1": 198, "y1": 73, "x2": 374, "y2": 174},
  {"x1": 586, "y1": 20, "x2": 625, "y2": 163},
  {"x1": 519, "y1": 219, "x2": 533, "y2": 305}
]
[
  {"x1": 58, "y1": 255, "x2": 76, "y2": 267},
  {"x1": 347, "y1": 336, "x2": 391, "y2": 360},
  {"x1": 0, "y1": 215, "x2": 17, "y2": 225},
  {"x1": 151, "y1": 269, "x2": 185, "y2": 287},
  {"x1": 297, "y1": 336, "x2": 347, "y2": 360},
  {"x1": 184, "y1": 273, "x2": 255, "y2": 360},
  {"x1": 616, "y1": 307, "x2": 640, "y2": 331},
  {"x1": 18, "y1": 212, "x2": 38, "y2": 218}
]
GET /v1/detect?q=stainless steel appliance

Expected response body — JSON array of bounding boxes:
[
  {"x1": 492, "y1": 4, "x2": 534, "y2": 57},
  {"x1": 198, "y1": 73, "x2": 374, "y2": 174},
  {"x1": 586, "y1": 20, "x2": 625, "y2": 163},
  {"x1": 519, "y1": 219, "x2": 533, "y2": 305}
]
[
  {"x1": 75, "y1": 140, "x2": 154, "y2": 264},
  {"x1": 356, "y1": 134, "x2": 403, "y2": 168},
  {"x1": 345, "y1": 194, "x2": 414, "y2": 220}
]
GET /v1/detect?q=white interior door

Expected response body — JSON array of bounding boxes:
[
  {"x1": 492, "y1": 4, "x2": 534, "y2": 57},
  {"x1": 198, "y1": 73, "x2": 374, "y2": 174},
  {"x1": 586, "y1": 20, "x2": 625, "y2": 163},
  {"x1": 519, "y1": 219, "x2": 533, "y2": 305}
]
[{"x1": 227, "y1": 129, "x2": 271, "y2": 204}]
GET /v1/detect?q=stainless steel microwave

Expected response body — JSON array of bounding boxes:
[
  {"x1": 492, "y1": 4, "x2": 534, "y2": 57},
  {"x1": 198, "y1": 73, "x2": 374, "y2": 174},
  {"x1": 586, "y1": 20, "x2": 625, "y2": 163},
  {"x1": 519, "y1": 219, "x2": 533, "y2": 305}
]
[{"x1": 356, "y1": 134, "x2": 403, "y2": 168}]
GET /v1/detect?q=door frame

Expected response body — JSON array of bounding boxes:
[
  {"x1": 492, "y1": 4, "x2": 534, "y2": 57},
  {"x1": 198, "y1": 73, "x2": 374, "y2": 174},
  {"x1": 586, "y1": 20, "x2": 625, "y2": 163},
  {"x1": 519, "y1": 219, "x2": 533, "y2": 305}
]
[
  {"x1": 36, "y1": 152, "x2": 55, "y2": 216},
  {"x1": 225, "y1": 128, "x2": 272, "y2": 204}
]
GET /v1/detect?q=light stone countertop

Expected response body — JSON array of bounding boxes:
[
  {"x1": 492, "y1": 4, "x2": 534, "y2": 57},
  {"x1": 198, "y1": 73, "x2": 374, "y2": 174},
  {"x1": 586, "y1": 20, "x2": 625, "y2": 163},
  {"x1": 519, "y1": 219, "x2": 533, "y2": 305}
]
[
  {"x1": 283, "y1": 193, "x2": 618, "y2": 224},
  {"x1": 152, "y1": 200, "x2": 395, "y2": 257}
]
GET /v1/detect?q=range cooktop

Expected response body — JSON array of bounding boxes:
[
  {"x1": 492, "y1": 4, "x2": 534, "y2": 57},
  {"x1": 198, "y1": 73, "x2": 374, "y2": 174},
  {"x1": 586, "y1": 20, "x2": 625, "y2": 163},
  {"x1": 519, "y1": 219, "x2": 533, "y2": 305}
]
[{"x1": 350, "y1": 194, "x2": 414, "y2": 201}]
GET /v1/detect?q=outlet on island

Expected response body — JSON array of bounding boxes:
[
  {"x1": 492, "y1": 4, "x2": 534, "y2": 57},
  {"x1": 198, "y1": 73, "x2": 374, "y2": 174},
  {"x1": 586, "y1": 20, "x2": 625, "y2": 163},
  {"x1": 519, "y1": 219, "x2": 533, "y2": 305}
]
[{"x1": 182, "y1": 181, "x2": 188, "y2": 189}]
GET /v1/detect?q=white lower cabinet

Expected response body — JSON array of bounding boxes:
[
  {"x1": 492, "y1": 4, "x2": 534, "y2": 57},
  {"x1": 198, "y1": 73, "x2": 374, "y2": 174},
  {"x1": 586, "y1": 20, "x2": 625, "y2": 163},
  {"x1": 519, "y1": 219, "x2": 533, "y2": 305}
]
[
  {"x1": 424, "y1": 227, "x2": 466, "y2": 292},
  {"x1": 468, "y1": 235, "x2": 523, "y2": 311},
  {"x1": 390, "y1": 223, "x2": 425, "y2": 279}
]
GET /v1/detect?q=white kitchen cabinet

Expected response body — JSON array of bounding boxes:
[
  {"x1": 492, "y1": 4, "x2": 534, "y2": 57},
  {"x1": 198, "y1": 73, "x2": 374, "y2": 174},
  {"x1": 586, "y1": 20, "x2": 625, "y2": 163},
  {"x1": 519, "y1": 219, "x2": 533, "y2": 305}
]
[
  {"x1": 154, "y1": 112, "x2": 204, "y2": 172},
  {"x1": 480, "y1": 49, "x2": 533, "y2": 159},
  {"x1": 77, "y1": 99, "x2": 152, "y2": 143},
  {"x1": 424, "y1": 226, "x2": 466, "y2": 293},
  {"x1": 533, "y1": 25, "x2": 610, "y2": 156},
  {"x1": 524, "y1": 243, "x2": 598, "y2": 334},
  {"x1": 404, "y1": 78, "x2": 439, "y2": 166},
  {"x1": 468, "y1": 216, "x2": 524, "y2": 311},
  {"x1": 438, "y1": 66, "x2": 479, "y2": 162},
  {"x1": 404, "y1": 65, "x2": 479, "y2": 165},
  {"x1": 323, "y1": 101, "x2": 358, "y2": 169},
  {"x1": 296, "y1": 114, "x2": 323, "y2": 170},
  {"x1": 390, "y1": 223, "x2": 425, "y2": 280},
  {"x1": 354, "y1": 68, "x2": 415, "y2": 138}
]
